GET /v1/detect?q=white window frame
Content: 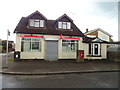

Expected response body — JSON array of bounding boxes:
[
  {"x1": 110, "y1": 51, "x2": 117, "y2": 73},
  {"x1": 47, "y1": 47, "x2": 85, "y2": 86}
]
[
  {"x1": 62, "y1": 40, "x2": 78, "y2": 52},
  {"x1": 58, "y1": 22, "x2": 62, "y2": 28},
  {"x1": 29, "y1": 19, "x2": 45, "y2": 28},
  {"x1": 58, "y1": 22, "x2": 71, "y2": 29},
  {"x1": 40, "y1": 20, "x2": 44, "y2": 27},
  {"x1": 21, "y1": 37, "x2": 42, "y2": 52},
  {"x1": 34, "y1": 20, "x2": 40, "y2": 27},
  {"x1": 67, "y1": 22, "x2": 71, "y2": 29},
  {"x1": 29, "y1": 19, "x2": 34, "y2": 27}
]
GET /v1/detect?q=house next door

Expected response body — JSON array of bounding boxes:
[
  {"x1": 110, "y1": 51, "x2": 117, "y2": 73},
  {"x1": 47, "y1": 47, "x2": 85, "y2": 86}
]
[{"x1": 45, "y1": 40, "x2": 58, "y2": 61}]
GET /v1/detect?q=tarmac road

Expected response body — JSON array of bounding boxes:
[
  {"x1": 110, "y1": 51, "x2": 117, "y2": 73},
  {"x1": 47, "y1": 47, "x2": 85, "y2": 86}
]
[
  {"x1": 0, "y1": 74, "x2": 2, "y2": 89},
  {"x1": 2, "y1": 72, "x2": 119, "y2": 88}
]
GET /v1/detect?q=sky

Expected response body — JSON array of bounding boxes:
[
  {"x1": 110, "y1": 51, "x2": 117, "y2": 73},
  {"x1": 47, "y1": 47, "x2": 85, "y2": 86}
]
[{"x1": 0, "y1": 0, "x2": 119, "y2": 43}]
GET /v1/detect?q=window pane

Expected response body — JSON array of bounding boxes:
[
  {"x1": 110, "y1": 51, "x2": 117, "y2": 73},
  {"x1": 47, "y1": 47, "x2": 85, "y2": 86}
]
[
  {"x1": 21, "y1": 41, "x2": 24, "y2": 52},
  {"x1": 23, "y1": 42, "x2": 30, "y2": 52},
  {"x1": 62, "y1": 43, "x2": 71, "y2": 52},
  {"x1": 35, "y1": 21, "x2": 40, "y2": 27},
  {"x1": 67, "y1": 22, "x2": 71, "y2": 29},
  {"x1": 32, "y1": 42, "x2": 39, "y2": 50},
  {"x1": 32, "y1": 42, "x2": 41, "y2": 52},
  {"x1": 63, "y1": 22, "x2": 67, "y2": 29},
  {"x1": 94, "y1": 44, "x2": 98, "y2": 54},
  {"x1": 31, "y1": 38, "x2": 41, "y2": 52},
  {"x1": 29, "y1": 19, "x2": 34, "y2": 26},
  {"x1": 58, "y1": 22, "x2": 62, "y2": 29},
  {"x1": 21, "y1": 37, "x2": 41, "y2": 52},
  {"x1": 89, "y1": 44, "x2": 91, "y2": 54},
  {"x1": 62, "y1": 40, "x2": 78, "y2": 52},
  {"x1": 40, "y1": 20, "x2": 44, "y2": 27},
  {"x1": 71, "y1": 43, "x2": 75, "y2": 51}
]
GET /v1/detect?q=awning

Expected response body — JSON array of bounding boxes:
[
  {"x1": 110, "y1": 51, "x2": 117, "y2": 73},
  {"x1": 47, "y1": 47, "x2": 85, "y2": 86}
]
[
  {"x1": 60, "y1": 34, "x2": 80, "y2": 39},
  {"x1": 20, "y1": 34, "x2": 43, "y2": 38}
]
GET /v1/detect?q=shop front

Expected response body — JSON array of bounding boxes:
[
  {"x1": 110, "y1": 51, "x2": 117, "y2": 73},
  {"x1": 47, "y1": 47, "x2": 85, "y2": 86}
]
[{"x1": 15, "y1": 34, "x2": 81, "y2": 60}]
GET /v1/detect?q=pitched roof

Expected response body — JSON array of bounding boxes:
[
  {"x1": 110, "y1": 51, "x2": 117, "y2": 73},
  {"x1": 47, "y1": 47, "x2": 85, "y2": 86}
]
[
  {"x1": 56, "y1": 14, "x2": 73, "y2": 22},
  {"x1": 14, "y1": 11, "x2": 85, "y2": 37},
  {"x1": 83, "y1": 37, "x2": 109, "y2": 43},
  {"x1": 85, "y1": 28, "x2": 113, "y2": 37},
  {"x1": 26, "y1": 10, "x2": 47, "y2": 20}
]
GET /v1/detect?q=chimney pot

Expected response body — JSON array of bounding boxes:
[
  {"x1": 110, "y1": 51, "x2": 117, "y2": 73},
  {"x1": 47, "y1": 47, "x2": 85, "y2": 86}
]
[{"x1": 86, "y1": 28, "x2": 88, "y2": 33}]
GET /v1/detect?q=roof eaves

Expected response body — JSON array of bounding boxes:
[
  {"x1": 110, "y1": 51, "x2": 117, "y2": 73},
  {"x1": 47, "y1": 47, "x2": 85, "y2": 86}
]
[
  {"x1": 98, "y1": 28, "x2": 113, "y2": 37},
  {"x1": 85, "y1": 28, "x2": 113, "y2": 37}
]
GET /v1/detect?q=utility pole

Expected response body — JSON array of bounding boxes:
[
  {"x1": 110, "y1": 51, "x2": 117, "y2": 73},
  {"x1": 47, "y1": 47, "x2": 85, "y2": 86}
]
[{"x1": 5, "y1": 30, "x2": 10, "y2": 67}]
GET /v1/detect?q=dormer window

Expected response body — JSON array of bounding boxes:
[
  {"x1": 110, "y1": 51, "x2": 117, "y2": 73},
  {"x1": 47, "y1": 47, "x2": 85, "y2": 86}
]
[
  {"x1": 58, "y1": 22, "x2": 71, "y2": 29},
  {"x1": 29, "y1": 19, "x2": 44, "y2": 27}
]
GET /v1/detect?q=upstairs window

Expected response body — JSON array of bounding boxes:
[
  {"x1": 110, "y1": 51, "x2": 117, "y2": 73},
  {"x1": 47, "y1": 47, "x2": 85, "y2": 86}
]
[
  {"x1": 58, "y1": 22, "x2": 71, "y2": 29},
  {"x1": 29, "y1": 19, "x2": 44, "y2": 28}
]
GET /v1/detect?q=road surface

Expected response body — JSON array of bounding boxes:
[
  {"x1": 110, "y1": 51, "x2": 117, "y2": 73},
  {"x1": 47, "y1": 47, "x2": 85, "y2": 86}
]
[{"x1": 2, "y1": 72, "x2": 119, "y2": 88}]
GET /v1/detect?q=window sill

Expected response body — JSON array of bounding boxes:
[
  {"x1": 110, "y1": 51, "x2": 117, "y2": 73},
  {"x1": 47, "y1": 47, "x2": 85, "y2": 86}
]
[
  {"x1": 57, "y1": 28, "x2": 73, "y2": 31},
  {"x1": 87, "y1": 55, "x2": 102, "y2": 57},
  {"x1": 27, "y1": 26, "x2": 46, "y2": 29}
]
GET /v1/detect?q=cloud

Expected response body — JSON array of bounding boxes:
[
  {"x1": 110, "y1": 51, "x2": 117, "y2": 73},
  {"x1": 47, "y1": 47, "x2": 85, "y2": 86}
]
[{"x1": 0, "y1": 0, "x2": 118, "y2": 41}]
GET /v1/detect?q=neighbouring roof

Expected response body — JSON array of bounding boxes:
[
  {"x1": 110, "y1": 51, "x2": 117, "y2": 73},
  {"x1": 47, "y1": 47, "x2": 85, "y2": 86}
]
[
  {"x1": 108, "y1": 41, "x2": 120, "y2": 44},
  {"x1": 84, "y1": 28, "x2": 113, "y2": 37},
  {"x1": 14, "y1": 11, "x2": 85, "y2": 37},
  {"x1": 82, "y1": 36, "x2": 95, "y2": 43},
  {"x1": 83, "y1": 37, "x2": 110, "y2": 43}
]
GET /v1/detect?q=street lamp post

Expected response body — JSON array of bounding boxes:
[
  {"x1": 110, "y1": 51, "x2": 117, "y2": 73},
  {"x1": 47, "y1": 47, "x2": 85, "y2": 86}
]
[{"x1": 5, "y1": 30, "x2": 10, "y2": 68}]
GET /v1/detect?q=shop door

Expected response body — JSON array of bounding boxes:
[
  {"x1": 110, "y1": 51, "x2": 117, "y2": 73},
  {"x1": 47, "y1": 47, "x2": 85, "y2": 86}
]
[{"x1": 45, "y1": 41, "x2": 58, "y2": 61}]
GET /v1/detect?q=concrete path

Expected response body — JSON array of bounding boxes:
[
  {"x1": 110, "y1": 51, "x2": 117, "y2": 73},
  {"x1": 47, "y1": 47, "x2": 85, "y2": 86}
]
[{"x1": 1, "y1": 60, "x2": 119, "y2": 75}]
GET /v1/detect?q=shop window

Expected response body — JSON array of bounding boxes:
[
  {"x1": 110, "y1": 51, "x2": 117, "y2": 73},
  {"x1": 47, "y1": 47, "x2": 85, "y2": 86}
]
[
  {"x1": 21, "y1": 37, "x2": 41, "y2": 52},
  {"x1": 29, "y1": 19, "x2": 44, "y2": 28},
  {"x1": 58, "y1": 22, "x2": 71, "y2": 29},
  {"x1": 62, "y1": 40, "x2": 78, "y2": 52}
]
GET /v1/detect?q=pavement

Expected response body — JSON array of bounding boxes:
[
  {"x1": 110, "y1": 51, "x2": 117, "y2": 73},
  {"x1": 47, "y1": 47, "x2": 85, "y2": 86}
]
[{"x1": 1, "y1": 60, "x2": 119, "y2": 75}]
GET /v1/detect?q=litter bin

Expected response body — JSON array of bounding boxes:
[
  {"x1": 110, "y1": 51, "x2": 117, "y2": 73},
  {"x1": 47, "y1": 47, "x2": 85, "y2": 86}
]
[
  {"x1": 76, "y1": 50, "x2": 84, "y2": 62},
  {"x1": 14, "y1": 51, "x2": 20, "y2": 61}
]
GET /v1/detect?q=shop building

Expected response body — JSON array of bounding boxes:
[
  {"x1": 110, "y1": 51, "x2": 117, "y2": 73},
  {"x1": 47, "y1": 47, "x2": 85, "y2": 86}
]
[{"x1": 14, "y1": 11, "x2": 108, "y2": 60}]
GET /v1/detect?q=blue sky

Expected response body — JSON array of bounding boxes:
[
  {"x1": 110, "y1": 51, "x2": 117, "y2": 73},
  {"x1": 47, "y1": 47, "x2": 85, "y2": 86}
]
[{"x1": 0, "y1": 0, "x2": 119, "y2": 42}]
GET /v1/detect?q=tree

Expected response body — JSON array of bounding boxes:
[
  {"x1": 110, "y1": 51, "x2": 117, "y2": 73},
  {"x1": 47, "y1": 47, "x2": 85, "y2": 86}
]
[{"x1": 2, "y1": 40, "x2": 12, "y2": 53}]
